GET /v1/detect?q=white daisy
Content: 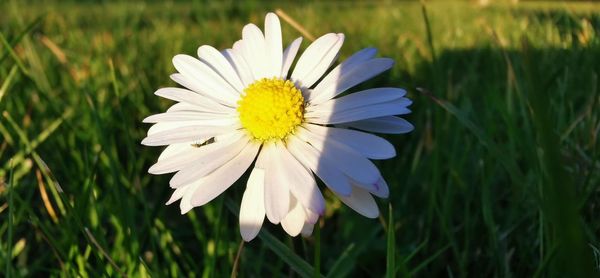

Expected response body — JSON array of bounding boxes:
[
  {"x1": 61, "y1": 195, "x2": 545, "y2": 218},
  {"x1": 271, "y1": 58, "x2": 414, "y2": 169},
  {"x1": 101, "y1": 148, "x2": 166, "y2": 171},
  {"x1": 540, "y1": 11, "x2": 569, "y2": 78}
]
[{"x1": 142, "y1": 12, "x2": 413, "y2": 241}]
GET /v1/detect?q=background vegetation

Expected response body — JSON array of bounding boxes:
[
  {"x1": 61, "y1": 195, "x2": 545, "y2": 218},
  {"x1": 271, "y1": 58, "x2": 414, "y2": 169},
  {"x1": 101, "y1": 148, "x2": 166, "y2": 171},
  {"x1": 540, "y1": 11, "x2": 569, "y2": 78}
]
[{"x1": 1, "y1": 1, "x2": 599, "y2": 277}]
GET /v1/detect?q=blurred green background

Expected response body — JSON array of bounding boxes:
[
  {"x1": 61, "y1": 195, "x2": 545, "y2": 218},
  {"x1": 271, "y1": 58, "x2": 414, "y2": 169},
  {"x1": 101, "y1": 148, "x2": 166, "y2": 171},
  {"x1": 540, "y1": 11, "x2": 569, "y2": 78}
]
[{"x1": 1, "y1": 0, "x2": 599, "y2": 277}]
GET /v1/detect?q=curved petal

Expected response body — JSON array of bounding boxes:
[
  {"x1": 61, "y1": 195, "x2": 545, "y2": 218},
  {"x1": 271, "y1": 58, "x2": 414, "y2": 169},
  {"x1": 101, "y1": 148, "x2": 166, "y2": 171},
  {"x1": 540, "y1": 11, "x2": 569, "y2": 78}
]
[
  {"x1": 301, "y1": 222, "x2": 315, "y2": 237},
  {"x1": 166, "y1": 186, "x2": 189, "y2": 205},
  {"x1": 307, "y1": 98, "x2": 411, "y2": 125},
  {"x1": 172, "y1": 55, "x2": 240, "y2": 105},
  {"x1": 281, "y1": 197, "x2": 306, "y2": 237},
  {"x1": 295, "y1": 128, "x2": 381, "y2": 185},
  {"x1": 188, "y1": 142, "x2": 260, "y2": 207},
  {"x1": 264, "y1": 12, "x2": 283, "y2": 78},
  {"x1": 338, "y1": 186, "x2": 379, "y2": 218},
  {"x1": 287, "y1": 136, "x2": 352, "y2": 196},
  {"x1": 141, "y1": 125, "x2": 234, "y2": 146},
  {"x1": 339, "y1": 116, "x2": 414, "y2": 134},
  {"x1": 281, "y1": 37, "x2": 302, "y2": 78},
  {"x1": 348, "y1": 175, "x2": 390, "y2": 199},
  {"x1": 339, "y1": 47, "x2": 378, "y2": 69},
  {"x1": 239, "y1": 166, "x2": 266, "y2": 241},
  {"x1": 143, "y1": 112, "x2": 237, "y2": 124},
  {"x1": 307, "y1": 87, "x2": 406, "y2": 114},
  {"x1": 156, "y1": 142, "x2": 194, "y2": 162},
  {"x1": 169, "y1": 137, "x2": 249, "y2": 188},
  {"x1": 148, "y1": 132, "x2": 244, "y2": 174},
  {"x1": 309, "y1": 58, "x2": 394, "y2": 104},
  {"x1": 241, "y1": 24, "x2": 268, "y2": 79},
  {"x1": 223, "y1": 47, "x2": 255, "y2": 87},
  {"x1": 277, "y1": 143, "x2": 326, "y2": 215},
  {"x1": 291, "y1": 33, "x2": 344, "y2": 88},
  {"x1": 154, "y1": 87, "x2": 235, "y2": 113},
  {"x1": 304, "y1": 124, "x2": 396, "y2": 160},
  {"x1": 197, "y1": 45, "x2": 245, "y2": 92},
  {"x1": 263, "y1": 144, "x2": 290, "y2": 224}
]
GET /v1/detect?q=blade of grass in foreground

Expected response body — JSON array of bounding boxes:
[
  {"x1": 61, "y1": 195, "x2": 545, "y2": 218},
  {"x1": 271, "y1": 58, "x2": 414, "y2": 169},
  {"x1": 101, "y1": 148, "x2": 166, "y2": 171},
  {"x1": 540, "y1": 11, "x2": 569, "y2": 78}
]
[
  {"x1": 5, "y1": 160, "x2": 15, "y2": 277},
  {"x1": 326, "y1": 225, "x2": 381, "y2": 278},
  {"x1": 314, "y1": 221, "x2": 321, "y2": 278},
  {"x1": 225, "y1": 198, "x2": 321, "y2": 278},
  {"x1": 386, "y1": 204, "x2": 395, "y2": 278},
  {"x1": 0, "y1": 65, "x2": 18, "y2": 103},
  {"x1": 0, "y1": 15, "x2": 44, "y2": 64},
  {"x1": 417, "y1": 88, "x2": 525, "y2": 185},
  {"x1": 521, "y1": 37, "x2": 594, "y2": 277}
]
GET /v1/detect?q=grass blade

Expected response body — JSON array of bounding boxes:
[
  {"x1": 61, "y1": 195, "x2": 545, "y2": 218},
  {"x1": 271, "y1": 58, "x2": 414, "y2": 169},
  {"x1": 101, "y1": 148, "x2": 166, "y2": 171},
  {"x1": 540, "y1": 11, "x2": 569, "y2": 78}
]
[
  {"x1": 5, "y1": 160, "x2": 15, "y2": 277},
  {"x1": 0, "y1": 15, "x2": 44, "y2": 64},
  {"x1": 326, "y1": 226, "x2": 381, "y2": 278},
  {"x1": 386, "y1": 204, "x2": 395, "y2": 278},
  {"x1": 225, "y1": 198, "x2": 320, "y2": 278},
  {"x1": 408, "y1": 244, "x2": 450, "y2": 276},
  {"x1": 0, "y1": 65, "x2": 18, "y2": 103},
  {"x1": 417, "y1": 88, "x2": 525, "y2": 185}
]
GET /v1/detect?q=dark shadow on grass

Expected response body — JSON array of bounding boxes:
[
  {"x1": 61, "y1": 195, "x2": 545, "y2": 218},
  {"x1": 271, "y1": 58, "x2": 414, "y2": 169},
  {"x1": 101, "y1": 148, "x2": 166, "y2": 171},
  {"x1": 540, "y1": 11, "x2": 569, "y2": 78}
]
[{"x1": 403, "y1": 44, "x2": 600, "y2": 277}]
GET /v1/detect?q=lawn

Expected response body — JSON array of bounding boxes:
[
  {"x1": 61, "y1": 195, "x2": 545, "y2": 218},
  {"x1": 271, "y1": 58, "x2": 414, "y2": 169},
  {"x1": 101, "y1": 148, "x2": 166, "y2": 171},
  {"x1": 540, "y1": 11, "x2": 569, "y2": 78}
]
[{"x1": 1, "y1": 0, "x2": 599, "y2": 277}]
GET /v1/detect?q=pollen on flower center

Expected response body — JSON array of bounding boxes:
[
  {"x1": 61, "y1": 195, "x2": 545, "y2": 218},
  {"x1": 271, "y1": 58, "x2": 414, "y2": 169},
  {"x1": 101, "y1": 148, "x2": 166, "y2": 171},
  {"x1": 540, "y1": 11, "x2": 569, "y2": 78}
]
[{"x1": 237, "y1": 77, "x2": 305, "y2": 142}]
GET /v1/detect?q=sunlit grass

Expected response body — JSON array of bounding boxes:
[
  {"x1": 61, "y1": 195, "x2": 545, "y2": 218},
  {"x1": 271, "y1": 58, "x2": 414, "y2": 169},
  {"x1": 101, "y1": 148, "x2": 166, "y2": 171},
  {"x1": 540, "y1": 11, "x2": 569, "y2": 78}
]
[{"x1": 1, "y1": 1, "x2": 599, "y2": 276}]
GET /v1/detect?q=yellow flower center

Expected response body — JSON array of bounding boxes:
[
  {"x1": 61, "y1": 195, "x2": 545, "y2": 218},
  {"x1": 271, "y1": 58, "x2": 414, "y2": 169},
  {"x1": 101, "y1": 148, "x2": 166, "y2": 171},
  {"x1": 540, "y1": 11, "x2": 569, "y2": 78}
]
[{"x1": 237, "y1": 78, "x2": 305, "y2": 142}]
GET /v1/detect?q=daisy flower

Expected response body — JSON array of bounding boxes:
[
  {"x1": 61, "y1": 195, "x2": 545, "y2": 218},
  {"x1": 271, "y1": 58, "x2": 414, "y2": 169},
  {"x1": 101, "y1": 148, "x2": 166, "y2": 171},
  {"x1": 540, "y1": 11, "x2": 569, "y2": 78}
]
[{"x1": 142, "y1": 12, "x2": 413, "y2": 241}]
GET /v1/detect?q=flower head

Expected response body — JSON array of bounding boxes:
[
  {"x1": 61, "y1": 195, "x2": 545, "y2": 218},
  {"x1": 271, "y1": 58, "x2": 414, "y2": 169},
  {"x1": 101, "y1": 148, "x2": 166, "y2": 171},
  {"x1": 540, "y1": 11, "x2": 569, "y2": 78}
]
[{"x1": 142, "y1": 12, "x2": 413, "y2": 241}]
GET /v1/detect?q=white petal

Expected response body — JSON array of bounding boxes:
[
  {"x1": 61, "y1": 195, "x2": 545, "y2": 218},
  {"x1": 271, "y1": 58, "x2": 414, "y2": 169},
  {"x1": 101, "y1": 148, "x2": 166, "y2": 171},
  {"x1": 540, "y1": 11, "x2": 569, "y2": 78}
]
[
  {"x1": 156, "y1": 142, "x2": 194, "y2": 162},
  {"x1": 166, "y1": 102, "x2": 203, "y2": 112},
  {"x1": 150, "y1": 148, "x2": 203, "y2": 175},
  {"x1": 304, "y1": 124, "x2": 396, "y2": 160},
  {"x1": 264, "y1": 12, "x2": 283, "y2": 78},
  {"x1": 223, "y1": 47, "x2": 254, "y2": 87},
  {"x1": 141, "y1": 125, "x2": 233, "y2": 146},
  {"x1": 340, "y1": 116, "x2": 414, "y2": 134},
  {"x1": 338, "y1": 186, "x2": 379, "y2": 218},
  {"x1": 307, "y1": 98, "x2": 411, "y2": 125},
  {"x1": 241, "y1": 24, "x2": 268, "y2": 79},
  {"x1": 189, "y1": 142, "x2": 260, "y2": 207},
  {"x1": 304, "y1": 208, "x2": 319, "y2": 224},
  {"x1": 170, "y1": 137, "x2": 249, "y2": 188},
  {"x1": 348, "y1": 176, "x2": 390, "y2": 198},
  {"x1": 149, "y1": 132, "x2": 244, "y2": 174},
  {"x1": 307, "y1": 87, "x2": 406, "y2": 114},
  {"x1": 239, "y1": 166, "x2": 266, "y2": 241},
  {"x1": 295, "y1": 128, "x2": 381, "y2": 185},
  {"x1": 301, "y1": 222, "x2": 315, "y2": 237},
  {"x1": 277, "y1": 143, "x2": 326, "y2": 215},
  {"x1": 197, "y1": 45, "x2": 245, "y2": 92},
  {"x1": 281, "y1": 37, "x2": 302, "y2": 78},
  {"x1": 147, "y1": 121, "x2": 208, "y2": 136},
  {"x1": 291, "y1": 33, "x2": 344, "y2": 88},
  {"x1": 263, "y1": 144, "x2": 290, "y2": 224},
  {"x1": 286, "y1": 136, "x2": 351, "y2": 196},
  {"x1": 172, "y1": 55, "x2": 240, "y2": 105},
  {"x1": 281, "y1": 197, "x2": 306, "y2": 237},
  {"x1": 154, "y1": 87, "x2": 234, "y2": 113},
  {"x1": 372, "y1": 177, "x2": 390, "y2": 198},
  {"x1": 339, "y1": 47, "x2": 378, "y2": 69},
  {"x1": 180, "y1": 186, "x2": 195, "y2": 214},
  {"x1": 298, "y1": 33, "x2": 344, "y2": 88},
  {"x1": 166, "y1": 186, "x2": 189, "y2": 205},
  {"x1": 143, "y1": 112, "x2": 236, "y2": 124},
  {"x1": 170, "y1": 73, "x2": 237, "y2": 107},
  {"x1": 309, "y1": 58, "x2": 395, "y2": 104}
]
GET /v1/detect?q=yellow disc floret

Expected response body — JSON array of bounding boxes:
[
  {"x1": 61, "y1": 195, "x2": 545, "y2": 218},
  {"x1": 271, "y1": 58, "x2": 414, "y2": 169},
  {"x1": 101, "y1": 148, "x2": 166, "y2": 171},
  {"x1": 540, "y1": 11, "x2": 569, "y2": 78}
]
[{"x1": 237, "y1": 78, "x2": 305, "y2": 142}]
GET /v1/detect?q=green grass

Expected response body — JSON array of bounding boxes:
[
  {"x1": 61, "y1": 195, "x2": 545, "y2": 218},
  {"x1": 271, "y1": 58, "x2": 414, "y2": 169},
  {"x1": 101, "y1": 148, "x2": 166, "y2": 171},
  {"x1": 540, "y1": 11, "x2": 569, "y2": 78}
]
[{"x1": 1, "y1": 1, "x2": 599, "y2": 277}]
